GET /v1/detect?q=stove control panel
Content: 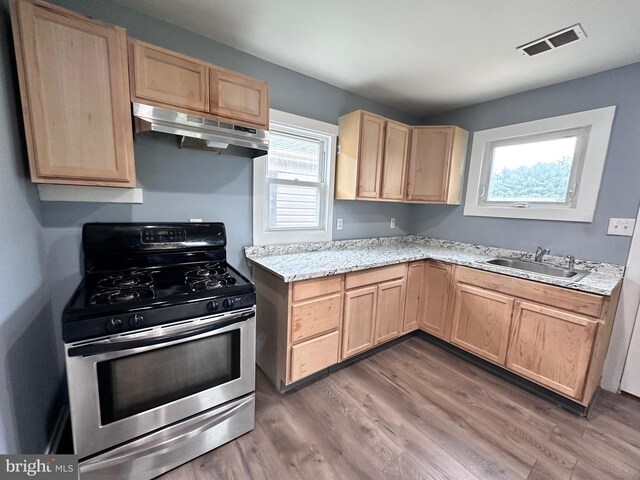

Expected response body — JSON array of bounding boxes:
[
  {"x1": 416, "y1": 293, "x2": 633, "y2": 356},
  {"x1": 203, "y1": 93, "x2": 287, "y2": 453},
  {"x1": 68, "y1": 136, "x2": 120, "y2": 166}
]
[{"x1": 141, "y1": 228, "x2": 186, "y2": 244}]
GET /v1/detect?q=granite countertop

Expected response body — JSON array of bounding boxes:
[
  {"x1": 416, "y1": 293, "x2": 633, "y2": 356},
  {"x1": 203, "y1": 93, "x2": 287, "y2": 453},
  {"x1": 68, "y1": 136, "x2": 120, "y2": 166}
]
[{"x1": 244, "y1": 236, "x2": 624, "y2": 296}]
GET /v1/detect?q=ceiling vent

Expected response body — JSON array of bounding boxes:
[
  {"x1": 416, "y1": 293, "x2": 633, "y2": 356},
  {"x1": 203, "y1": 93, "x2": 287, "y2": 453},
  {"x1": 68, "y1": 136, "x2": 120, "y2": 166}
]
[{"x1": 517, "y1": 24, "x2": 586, "y2": 57}]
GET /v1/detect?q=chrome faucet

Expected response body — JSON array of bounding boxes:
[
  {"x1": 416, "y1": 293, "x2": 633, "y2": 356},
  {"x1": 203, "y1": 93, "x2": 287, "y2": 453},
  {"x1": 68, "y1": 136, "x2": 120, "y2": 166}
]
[
  {"x1": 566, "y1": 255, "x2": 576, "y2": 271},
  {"x1": 534, "y1": 245, "x2": 551, "y2": 263}
]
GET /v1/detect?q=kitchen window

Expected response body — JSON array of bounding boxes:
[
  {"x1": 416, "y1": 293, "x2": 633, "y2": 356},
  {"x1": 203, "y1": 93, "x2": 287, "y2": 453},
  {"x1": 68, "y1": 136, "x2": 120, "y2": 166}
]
[
  {"x1": 253, "y1": 110, "x2": 338, "y2": 245},
  {"x1": 464, "y1": 106, "x2": 616, "y2": 222}
]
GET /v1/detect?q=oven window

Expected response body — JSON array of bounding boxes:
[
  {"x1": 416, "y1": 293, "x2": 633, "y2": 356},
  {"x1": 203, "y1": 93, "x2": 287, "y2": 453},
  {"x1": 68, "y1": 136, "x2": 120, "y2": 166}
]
[{"x1": 97, "y1": 330, "x2": 241, "y2": 424}]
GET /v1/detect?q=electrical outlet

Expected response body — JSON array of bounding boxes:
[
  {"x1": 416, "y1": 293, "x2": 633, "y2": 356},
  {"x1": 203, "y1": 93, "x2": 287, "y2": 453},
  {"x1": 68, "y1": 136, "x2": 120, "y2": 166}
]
[
  {"x1": 190, "y1": 218, "x2": 203, "y2": 223},
  {"x1": 607, "y1": 218, "x2": 636, "y2": 236},
  {"x1": 336, "y1": 218, "x2": 343, "y2": 230},
  {"x1": 390, "y1": 218, "x2": 396, "y2": 229}
]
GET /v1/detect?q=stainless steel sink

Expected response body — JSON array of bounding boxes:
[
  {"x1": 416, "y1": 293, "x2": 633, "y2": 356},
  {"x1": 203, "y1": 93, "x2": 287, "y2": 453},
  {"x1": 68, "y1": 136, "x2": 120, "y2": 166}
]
[{"x1": 483, "y1": 258, "x2": 589, "y2": 282}]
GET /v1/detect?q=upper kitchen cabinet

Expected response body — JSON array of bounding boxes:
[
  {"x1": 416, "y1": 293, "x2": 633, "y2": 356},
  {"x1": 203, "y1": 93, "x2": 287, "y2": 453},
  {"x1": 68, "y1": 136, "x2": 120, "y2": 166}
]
[
  {"x1": 129, "y1": 40, "x2": 209, "y2": 112},
  {"x1": 10, "y1": 0, "x2": 136, "y2": 187},
  {"x1": 405, "y1": 126, "x2": 468, "y2": 204},
  {"x1": 129, "y1": 39, "x2": 270, "y2": 129},
  {"x1": 209, "y1": 68, "x2": 269, "y2": 128},
  {"x1": 335, "y1": 110, "x2": 409, "y2": 201}
]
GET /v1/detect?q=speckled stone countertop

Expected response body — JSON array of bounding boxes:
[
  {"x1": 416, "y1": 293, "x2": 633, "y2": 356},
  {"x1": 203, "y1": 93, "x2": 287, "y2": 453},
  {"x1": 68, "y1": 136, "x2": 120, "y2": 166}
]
[{"x1": 244, "y1": 236, "x2": 624, "y2": 296}]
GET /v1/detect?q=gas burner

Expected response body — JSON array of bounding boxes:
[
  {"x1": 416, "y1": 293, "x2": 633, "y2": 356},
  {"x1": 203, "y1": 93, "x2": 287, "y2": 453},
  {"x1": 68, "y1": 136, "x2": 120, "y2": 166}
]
[
  {"x1": 90, "y1": 288, "x2": 155, "y2": 306},
  {"x1": 203, "y1": 263, "x2": 227, "y2": 275},
  {"x1": 185, "y1": 263, "x2": 227, "y2": 281},
  {"x1": 97, "y1": 271, "x2": 154, "y2": 290},
  {"x1": 187, "y1": 276, "x2": 237, "y2": 292}
]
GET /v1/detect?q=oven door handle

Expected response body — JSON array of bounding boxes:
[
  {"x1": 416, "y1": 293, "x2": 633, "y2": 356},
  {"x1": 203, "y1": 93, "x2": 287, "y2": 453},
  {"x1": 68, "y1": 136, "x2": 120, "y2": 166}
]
[{"x1": 67, "y1": 310, "x2": 254, "y2": 357}]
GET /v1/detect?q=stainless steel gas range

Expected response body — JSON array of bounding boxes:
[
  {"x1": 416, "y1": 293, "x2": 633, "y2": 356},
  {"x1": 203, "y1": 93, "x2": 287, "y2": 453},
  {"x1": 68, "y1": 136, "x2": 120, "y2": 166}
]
[{"x1": 62, "y1": 223, "x2": 256, "y2": 479}]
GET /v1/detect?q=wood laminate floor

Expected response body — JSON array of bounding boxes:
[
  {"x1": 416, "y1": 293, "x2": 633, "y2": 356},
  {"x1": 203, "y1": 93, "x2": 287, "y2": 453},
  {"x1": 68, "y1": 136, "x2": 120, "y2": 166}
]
[{"x1": 160, "y1": 337, "x2": 640, "y2": 480}]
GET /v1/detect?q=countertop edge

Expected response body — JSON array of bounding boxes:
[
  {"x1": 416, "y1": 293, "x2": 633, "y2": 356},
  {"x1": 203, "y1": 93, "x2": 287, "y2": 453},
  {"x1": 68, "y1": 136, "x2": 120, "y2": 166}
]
[{"x1": 245, "y1": 237, "x2": 624, "y2": 297}]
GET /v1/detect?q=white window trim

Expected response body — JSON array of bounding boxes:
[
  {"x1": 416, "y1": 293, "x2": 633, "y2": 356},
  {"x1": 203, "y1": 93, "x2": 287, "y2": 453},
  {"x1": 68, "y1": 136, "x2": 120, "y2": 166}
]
[
  {"x1": 253, "y1": 109, "x2": 338, "y2": 246},
  {"x1": 464, "y1": 106, "x2": 616, "y2": 222}
]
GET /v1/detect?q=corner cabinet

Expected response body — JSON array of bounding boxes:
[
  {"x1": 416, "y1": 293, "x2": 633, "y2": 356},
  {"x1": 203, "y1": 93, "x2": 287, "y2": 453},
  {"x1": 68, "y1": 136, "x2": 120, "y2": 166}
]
[
  {"x1": 421, "y1": 261, "x2": 454, "y2": 339},
  {"x1": 335, "y1": 110, "x2": 467, "y2": 204},
  {"x1": 405, "y1": 126, "x2": 469, "y2": 204},
  {"x1": 335, "y1": 110, "x2": 410, "y2": 201},
  {"x1": 10, "y1": 0, "x2": 136, "y2": 187},
  {"x1": 129, "y1": 39, "x2": 270, "y2": 129}
]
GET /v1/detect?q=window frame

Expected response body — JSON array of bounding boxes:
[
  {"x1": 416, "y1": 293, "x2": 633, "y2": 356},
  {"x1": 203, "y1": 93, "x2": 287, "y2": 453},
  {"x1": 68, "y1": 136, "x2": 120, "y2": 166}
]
[
  {"x1": 253, "y1": 109, "x2": 338, "y2": 246},
  {"x1": 464, "y1": 106, "x2": 616, "y2": 222}
]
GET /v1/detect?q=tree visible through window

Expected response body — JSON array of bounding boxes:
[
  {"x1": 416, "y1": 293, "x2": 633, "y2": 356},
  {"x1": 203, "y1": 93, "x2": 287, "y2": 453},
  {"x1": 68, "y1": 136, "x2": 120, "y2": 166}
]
[{"x1": 486, "y1": 136, "x2": 577, "y2": 203}]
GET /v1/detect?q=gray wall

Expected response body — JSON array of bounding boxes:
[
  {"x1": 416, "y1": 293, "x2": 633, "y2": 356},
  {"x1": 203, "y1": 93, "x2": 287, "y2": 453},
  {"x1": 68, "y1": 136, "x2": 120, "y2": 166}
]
[
  {"x1": 0, "y1": 0, "x2": 63, "y2": 454},
  {"x1": 37, "y1": 0, "x2": 416, "y2": 394},
  {"x1": 413, "y1": 62, "x2": 640, "y2": 265}
]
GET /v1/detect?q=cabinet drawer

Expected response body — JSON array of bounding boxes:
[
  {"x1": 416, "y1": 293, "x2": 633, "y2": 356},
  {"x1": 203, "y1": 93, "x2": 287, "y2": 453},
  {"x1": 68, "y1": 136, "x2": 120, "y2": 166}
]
[
  {"x1": 289, "y1": 331, "x2": 339, "y2": 383},
  {"x1": 292, "y1": 275, "x2": 342, "y2": 302},
  {"x1": 291, "y1": 293, "x2": 341, "y2": 343},
  {"x1": 346, "y1": 263, "x2": 406, "y2": 290},
  {"x1": 456, "y1": 266, "x2": 603, "y2": 318}
]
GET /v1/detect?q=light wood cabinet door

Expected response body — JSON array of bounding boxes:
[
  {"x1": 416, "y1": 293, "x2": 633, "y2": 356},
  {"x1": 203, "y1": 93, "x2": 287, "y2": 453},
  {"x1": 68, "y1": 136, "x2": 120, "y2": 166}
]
[
  {"x1": 380, "y1": 120, "x2": 410, "y2": 200},
  {"x1": 450, "y1": 284, "x2": 515, "y2": 365},
  {"x1": 289, "y1": 331, "x2": 339, "y2": 383},
  {"x1": 375, "y1": 279, "x2": 406, "y2": 344},
  {"x1": 356, "y1": 113, "x2": 385, "y2": 199},
  {"x1": 342, "y1": 286, "x2": 377, "y2": 359},
  {"x1": 403, "y1": 262, "x2": 424, "y2": 332},
  {"x1": 11, "y1": 0, "x2": 135, "y2": 186},
  {"x1": 421, "y1": 262, "x2": 452, "y2": 340},
  {"x1": 130, "y1": 40, "x2": 209, "y2": 112},
  {"x1": 406, "y1": 126, "x2": 453, "y2": 202},
  {"x1": 209, "y1": 68, "x2": 269, "y2": 128},
  {"x1": 405, "y1": 126, "x2": 468, "y2": 204},
  {"x1": 507, "y1": 302, "x2": 597, "y2": 399}
]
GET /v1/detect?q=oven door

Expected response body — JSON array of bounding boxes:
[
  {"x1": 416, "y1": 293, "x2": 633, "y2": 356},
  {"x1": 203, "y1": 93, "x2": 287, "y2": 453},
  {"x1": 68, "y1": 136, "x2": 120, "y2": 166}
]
[{"x1": 65, "y1": 307, "x2": 255, "y2": 458}]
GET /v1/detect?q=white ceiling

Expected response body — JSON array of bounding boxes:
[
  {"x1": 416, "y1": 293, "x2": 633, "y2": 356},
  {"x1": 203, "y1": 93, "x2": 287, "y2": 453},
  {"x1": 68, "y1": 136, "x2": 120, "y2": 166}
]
[{"x1": 115, "y1": 0, "x2": 640, "y2": 117}]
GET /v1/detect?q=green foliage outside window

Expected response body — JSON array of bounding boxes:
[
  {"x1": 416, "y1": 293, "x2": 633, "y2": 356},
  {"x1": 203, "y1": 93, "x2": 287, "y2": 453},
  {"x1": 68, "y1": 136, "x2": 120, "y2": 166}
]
[{"x1": 487, "y1": 156, "x2": 572, "y2": 202}]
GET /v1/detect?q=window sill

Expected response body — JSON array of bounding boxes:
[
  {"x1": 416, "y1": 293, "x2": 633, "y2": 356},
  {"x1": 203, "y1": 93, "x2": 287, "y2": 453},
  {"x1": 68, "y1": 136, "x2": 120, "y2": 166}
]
[{"x1": 463, "y1": 204, "x2": 594, "y2": 222}]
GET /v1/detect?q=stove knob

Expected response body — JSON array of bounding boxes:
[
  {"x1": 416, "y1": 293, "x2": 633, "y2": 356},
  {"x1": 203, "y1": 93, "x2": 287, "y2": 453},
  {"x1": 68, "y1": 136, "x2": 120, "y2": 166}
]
[
  {"x1": 223, "y1": 298, "x2": 234, "y2": 309},
  {"x1": 128, "y1": 314, "x2": 144, "y2": 328},
  {"x1": 106, "y1": 318, "x2": 123, "y2": 333},
  {"x1": 207, "y1": 301, "x2": 219, "y2": 312}
]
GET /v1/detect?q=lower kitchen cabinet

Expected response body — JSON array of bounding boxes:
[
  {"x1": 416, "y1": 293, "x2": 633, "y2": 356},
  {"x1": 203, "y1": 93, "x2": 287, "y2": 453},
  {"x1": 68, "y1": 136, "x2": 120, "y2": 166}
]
[
  {"x1": 289, "y1": 331, "x2": 340, "y2": 383},
  {"x1": 450, "y1": 283, "x2": 515, "y2": 365},
  {"x1": 252, "y1": 259, "x2": 620, "y2": 406},
  {"x1": 403, "y1": 261, "x2": 424, "y2": 332},
  {"x1": 342, "y1": 285, "x2": 378, "y2": 358},
  {"x1": 374, "y1": 279, "x2": 406, "y2": 344},
  {"x1": 342, "y1": 264, "x2": 407, "y2": 359},
  {"x1": 421, "y1": 261, "x2": 453, "y2": 339},
  {"x1": 506, "y1": 301, "x2": 598, "y2": 399}
]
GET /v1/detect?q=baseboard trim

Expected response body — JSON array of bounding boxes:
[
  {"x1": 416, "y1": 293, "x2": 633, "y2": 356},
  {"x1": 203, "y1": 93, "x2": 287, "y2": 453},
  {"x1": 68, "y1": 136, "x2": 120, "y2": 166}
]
[
  {"x1": 45, "y1": 406, "x2": 69, "y2": 454},
  {"x1": 278, "y1": 331, "x2": 416, "y2": 393}
]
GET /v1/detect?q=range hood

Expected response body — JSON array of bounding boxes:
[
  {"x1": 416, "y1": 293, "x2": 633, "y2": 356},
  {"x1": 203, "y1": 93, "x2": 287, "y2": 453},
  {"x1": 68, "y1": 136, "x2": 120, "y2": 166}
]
[{"x1": 132, "y1": 102, "x2": 269, "y2": 158}]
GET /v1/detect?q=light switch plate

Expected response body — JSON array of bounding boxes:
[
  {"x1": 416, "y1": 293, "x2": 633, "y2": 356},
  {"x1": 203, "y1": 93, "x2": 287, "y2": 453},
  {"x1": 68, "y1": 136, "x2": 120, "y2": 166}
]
[
  {"x1": 607, "y1": 218, "x2": 636, "y2": 236},
  {"x1": 390, "y1": 218, "x2": 396, "y2": 229},
  {"x1": 336, "y1": 218, "x2": 343, "y2": 230}
]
